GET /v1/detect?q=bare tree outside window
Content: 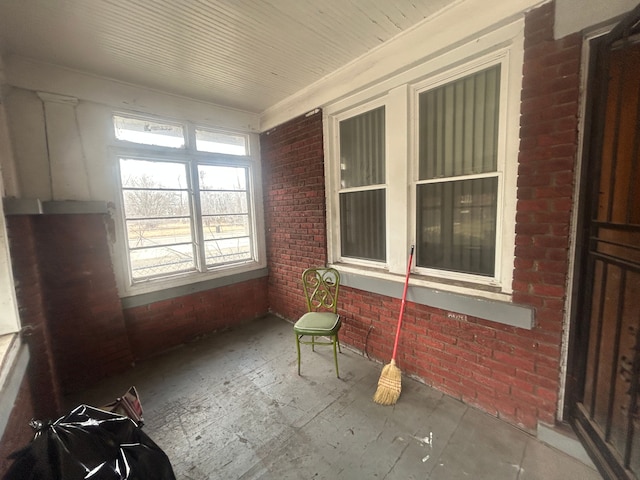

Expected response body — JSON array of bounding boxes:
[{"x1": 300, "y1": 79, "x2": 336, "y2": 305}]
[
  {"x1": 122, "y1": 173, "x2": 185, "y2": 247},
  {"x1": 119, "y1": 159, "x2": 194, "y2": 280},
  {"x1": 198, "y1": 165, "x2": 252, "y2": 267}
]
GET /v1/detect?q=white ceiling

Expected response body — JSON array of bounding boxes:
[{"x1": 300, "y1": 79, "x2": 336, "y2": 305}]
[{"x1": 0, "y1": 0, "x2": 459, "y2": 114}]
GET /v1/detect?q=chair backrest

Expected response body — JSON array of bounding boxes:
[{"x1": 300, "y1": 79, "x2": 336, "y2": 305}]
[{"x1": 302, "y1": 267, "x2": 340, "y2": 314}]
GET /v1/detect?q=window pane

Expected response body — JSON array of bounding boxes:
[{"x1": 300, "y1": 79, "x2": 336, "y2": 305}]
[
  {"x1": 197, "y1": 164, "x2": 253, "y2": 268},
  {"x1": 340, "y1": 106, "x2": 385, "y2": 188},
  {"x1": 202, "y1": 215, "x2": 249, "y2": 241},
  {"x1": 129, "y1": 244, "x2": 195, "y2": 280},
  {"x1": 125, "y1": 218, "x2": 192, "y2": 248},
  {"x1": 200, "y1": 192, "x2": 247, "y2": 215},
  {"x1": 119, "y1": 160, "x2": 190, "y2": 218},
  {"x1": 120, "y1": 159, "x2": 188, "y2": 189},
  {"x1": 122, "y1": 191, "x2": 191, "y2": 218},
  {"x1": 198, "y1": 165, "x2": 247, "y2": 190},
  {"x1": 196, "y1": 129, "x2": 247, "y2": 155},
  {"x1": 340, "y1": 189, "x2": 386, "y2": 261},
  {"x1": 114, "y1": 115, "x2": 185, "y2": 148},
  {"x1": 119, "y1": 158, "x2": 196, "y2": 281},
  {"x1": 204, "y1": 237, "x2": 252, "y2": 265},
  {"x1": 419, "y1": 65, "x2": 500, "y2": 180},
  {"x1": 416, "y1": 177, "x2": 497, "y2": 276}
]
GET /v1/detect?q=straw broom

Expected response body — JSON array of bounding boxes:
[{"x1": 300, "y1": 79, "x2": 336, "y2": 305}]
[{"x1": 373, "y1": 245, "x2": 414, "y2": 406}]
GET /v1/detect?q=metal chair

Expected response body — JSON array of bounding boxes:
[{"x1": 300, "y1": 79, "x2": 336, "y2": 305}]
[{"x1": 294, "y1": 267, "x2": 341, "y2": 377}]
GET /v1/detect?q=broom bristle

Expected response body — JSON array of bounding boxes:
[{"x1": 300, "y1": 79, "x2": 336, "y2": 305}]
[{"x1": 373, "y1": 359, "x2": 402, "y2": 405}]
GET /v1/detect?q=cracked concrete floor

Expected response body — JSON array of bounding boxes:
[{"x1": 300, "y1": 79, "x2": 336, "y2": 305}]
[{"x1": 69, "y1": 314, "x2": 602, "y2": 480}]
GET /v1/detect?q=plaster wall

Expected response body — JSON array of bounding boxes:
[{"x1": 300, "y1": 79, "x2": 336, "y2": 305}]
[{"x1": 0, "y1": 58, "x2": 20, "y2": 335}]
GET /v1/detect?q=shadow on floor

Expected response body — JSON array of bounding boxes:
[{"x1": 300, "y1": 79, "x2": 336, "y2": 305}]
[{"x1": 69, "y1": 315, "x2": 601, "y2": 480}]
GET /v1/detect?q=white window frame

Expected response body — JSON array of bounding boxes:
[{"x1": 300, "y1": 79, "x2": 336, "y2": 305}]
[
  {"x1": 111, "y1": 112, "x2": 266, "y2": 297},
  {"x1": 324, "y1": 21, "x2": 523, "y2": 300},
  {"x1": 410, "y1": 57, "x2": 508, "y2": 288},
  {"x1": 329, "y1": 97, "x2": 389, "y2": 269}
]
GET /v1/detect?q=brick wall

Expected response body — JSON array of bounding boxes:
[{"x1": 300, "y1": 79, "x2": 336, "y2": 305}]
[
  {"x1": 7, "y1": 213, "x2": 270, "y2": 390},
  {"x1": 35, "y1": 214, "x2": 134, "y2": 394},
  {"x1": 123, "y1": 277, "x2": 269, "y2": 361},
  {"x1": 261, "y1": 3, "x2": 581, "y2": 431},
  {"x1": 7, "y1": 214, "x2": 134, "y2": 396},
  {"x1": 512, "y1": 1, "x2": 582, "y2": 425},
  {"x1": 261, "y1": 110, "x2": 327, "y2": 321},
  {"x1": 6, "y1": 215, "x2": 63, "y2": 418}
]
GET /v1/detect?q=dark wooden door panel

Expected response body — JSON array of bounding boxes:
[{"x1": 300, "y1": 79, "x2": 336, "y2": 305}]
[{"x1": 571, "y1": 8, "x2": 640, "y2": 479}]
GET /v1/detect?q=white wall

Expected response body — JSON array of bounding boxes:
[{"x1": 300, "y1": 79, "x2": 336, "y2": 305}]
[
  {"x1": 555, "y1": 0, "x2": 638, "y2": 38},
  {"x1": 0, "y1": 58, "x2": 21, "y2": 335},
  {"x1": 3, "y1": 56, "x2": 261, "y2": 203}
]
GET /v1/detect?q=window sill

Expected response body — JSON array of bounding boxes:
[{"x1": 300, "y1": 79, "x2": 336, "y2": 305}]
[
  {"x1": 121, "y1": 266, "x2": 269, "y2": 308},
  {"x1": 119, "y1": 257, "x2": 267, "y2": 299},
  {"x1": 333, "y1": 263, "x2": 534, "y2": 330},
  {"x1": 0, "y1": 333, "x2": 30, "y2": 440}
]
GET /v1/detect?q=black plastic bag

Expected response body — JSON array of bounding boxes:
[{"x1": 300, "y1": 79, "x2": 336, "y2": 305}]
[
  {"x1": 101, "y1": 386, "x2": 144, "y2": 427},
  {"x1": 3, "y1": 404, "x2": 176, "y2": 480}
]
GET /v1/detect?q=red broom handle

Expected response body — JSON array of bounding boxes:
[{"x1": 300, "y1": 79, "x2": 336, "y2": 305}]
[{"x1": 391, "y1": 245, "x2": 414, "y2": 361}]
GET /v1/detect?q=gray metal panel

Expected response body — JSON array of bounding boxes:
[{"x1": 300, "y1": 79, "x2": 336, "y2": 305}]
[
  {"x1": 121, "y1": 268, "x2": 269, "y2": 309},
  {"x1": 42, "y1": 200, "x2": 108, "y2": 214},
  {"x1": 3, "y1": 198, "x2": 109, "y2": 215},
  {"x1": 2, "y1": 197, "x2": 43, "y2": 215},
  {"x1": 340, "y1": 270, "x2": 534, "y2": 330}
]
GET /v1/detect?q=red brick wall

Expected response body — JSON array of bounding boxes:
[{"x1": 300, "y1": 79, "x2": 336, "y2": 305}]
[
  {"x1": 6, "y1": 215, "x2": 64, "y2": 418},
  {"x1": 123, "y1": 277, "x2": 269, "y2": 361},
  {"x1": 261, "y1": 110, "x2": 327, "y2": 321},
  {"x1": 35, "y1": 214, "x2": 134, "y2": 394},
  {"x1": 261, "y1": 3, "x2": 581, "y2": 431},
  {"x1": 7, "y1": 214, "x2": 134, "y2": 396},
  {"x1": 512, "y1": 1, "x2": 582, "y2": 425},
  {"x1": 7, "y1": 213, "x2": 270, "y2": 387}
]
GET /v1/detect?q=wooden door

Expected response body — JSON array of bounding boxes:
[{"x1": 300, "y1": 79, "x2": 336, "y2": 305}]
[{"x1": 570, "y1": 6, "x2": 640, "y2": 480}]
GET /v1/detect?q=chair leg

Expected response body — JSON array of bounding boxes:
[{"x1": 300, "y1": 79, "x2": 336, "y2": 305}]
[
  {"x1": 333, "y1": 335, "x2": 339, "y2": 378},
  {"x1": 295, "y1": 333, "x2": 301, "y2": 375},
  {"x1": 311, "y1": 335, "x2": 315, "y2": 352},
  {"x1": 337, "y1": 334, "x2": 342, "y2": 353}
]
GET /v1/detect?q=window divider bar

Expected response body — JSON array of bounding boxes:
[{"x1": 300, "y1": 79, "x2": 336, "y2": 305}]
[{"x1": 190, "y1": 162, "x2": 207, "y2": 273}]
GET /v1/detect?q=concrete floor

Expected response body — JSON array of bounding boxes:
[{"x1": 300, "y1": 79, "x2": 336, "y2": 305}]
[{"x1": 69, "y1": 314, "x2": 602, "y2": 480}]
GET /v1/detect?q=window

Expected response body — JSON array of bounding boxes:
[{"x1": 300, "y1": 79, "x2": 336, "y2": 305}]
[
  {"x1": 114, "y1": 115, "x2": 185, "y2": 148},
  {"x1": 197, "y1": 164, "x2": 252, "y2": 266},
  {"x1": 326, "y1": 42, "x2": 521, "y2": 296},
  {"x1": 113, "y1": 114, "x2": 262, "y2": 288},
  {"x1": 119, "y1": 159, "x2": 194, "y2": 280},
  {"x1": 416, "y1": 65, "x2": 501, "y2": 277},
  {"x1": 195, "y1": 128, "x2": 247, "y2": 155},
  {"x1": 338, "y1": 106, "x2": 386, "y2": 262}
]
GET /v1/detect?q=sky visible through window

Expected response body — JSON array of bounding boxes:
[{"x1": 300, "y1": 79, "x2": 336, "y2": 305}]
[{"x1": 113, "y1": 115, "x2": 247, "y2": 155}]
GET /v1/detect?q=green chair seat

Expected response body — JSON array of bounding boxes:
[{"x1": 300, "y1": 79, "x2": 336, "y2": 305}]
[
  {"x1": 294, "y1": 267, "x2": 342, "y2": 377},
  {"x1": 294, "y1": 312, "x2": 341, "y2": 335}
]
